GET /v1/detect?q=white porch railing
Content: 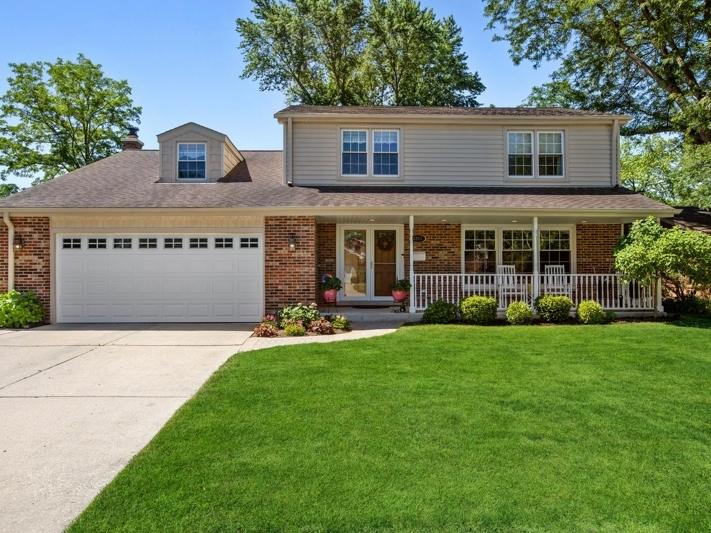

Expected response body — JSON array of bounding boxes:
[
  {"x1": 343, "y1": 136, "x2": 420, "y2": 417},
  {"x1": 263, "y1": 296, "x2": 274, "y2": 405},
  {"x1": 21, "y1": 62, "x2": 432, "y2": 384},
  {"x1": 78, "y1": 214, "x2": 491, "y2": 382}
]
[{"x1": 413, "y1": 273, "x2": 654, "y2": 312}]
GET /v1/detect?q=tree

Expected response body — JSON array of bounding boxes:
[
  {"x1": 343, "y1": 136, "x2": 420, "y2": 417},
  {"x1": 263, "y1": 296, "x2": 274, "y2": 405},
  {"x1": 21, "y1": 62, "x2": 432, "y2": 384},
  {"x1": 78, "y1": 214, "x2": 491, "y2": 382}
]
[
  {"x1": 0, "y1": 54, "x2": 141, "y2": 184},
  {"x1": 614, "y1": 217, "x2": 711, "y2": 313},
  {"x1": 0, "y1": 183, "x2": 19, "y2": 197},
  {"x1": 620, "y1": 134, "x2": 680, "y2": 204},
  {"x1": 483, "y1": 0, "x2": 711, "y2": 143},
  {"x1": 236, "y1": 0, "x2": 484, "y2": 106}
]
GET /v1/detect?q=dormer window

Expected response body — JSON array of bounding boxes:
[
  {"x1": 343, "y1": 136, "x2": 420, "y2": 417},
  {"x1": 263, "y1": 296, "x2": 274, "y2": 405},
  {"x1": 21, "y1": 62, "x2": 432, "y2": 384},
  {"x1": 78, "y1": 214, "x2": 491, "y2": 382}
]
[{"x1": 177, "y1": 143, "x2": 206, "y2": 180}]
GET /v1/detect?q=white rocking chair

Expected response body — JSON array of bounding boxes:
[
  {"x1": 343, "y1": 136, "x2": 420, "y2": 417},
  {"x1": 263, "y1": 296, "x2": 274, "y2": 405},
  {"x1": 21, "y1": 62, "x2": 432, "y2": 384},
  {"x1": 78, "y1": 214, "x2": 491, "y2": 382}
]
[
  {"x1": 543, "y1": 265, "x2": 571, "y2": 297},
  {"x1": 497, "y1": 265, "x2": 523, "y2": 306}
]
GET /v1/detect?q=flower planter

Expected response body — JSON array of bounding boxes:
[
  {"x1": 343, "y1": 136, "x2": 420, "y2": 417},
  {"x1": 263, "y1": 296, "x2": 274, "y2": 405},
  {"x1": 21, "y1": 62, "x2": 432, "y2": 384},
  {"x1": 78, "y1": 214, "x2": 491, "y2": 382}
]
[
  {"x1": 322, "y1": 289, "x2": 338, "y2": 303},
  {"x1": 392, "y1": 290, "x2": 408, "y2": 302}
]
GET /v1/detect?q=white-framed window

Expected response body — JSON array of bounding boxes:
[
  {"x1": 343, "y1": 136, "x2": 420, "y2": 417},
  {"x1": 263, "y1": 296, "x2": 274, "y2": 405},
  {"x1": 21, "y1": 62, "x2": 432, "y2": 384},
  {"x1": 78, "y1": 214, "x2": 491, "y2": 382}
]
[
  {"x1": 340, "y1": 129, "x2": 400, "y2": 178},
  {"x1": 189, "y1": 237, "x2": 208, "y2": 249},
  {"x1": 62, "y1": 238, "x2": 81, "y2": 249},
  {"x1": 177, "y1": 143, "x2": 206, "y2": 180},
  {"x1": 88, "y1": 238, "x2": 107, "y2": 249},
  {"x1": 240, "y1": 237, "x2": 259, "y2": 249},
  {"x1": 138, "y1": 238, "x2": 158, "y2": 249},
  {"x1": 113, "y1": 238, "x2": 132, "y2": 249},
  {"x1": 507, "y1": 131, "x2": 564, "y2": 178},
  {"x1": 373, "y1": 131, "x2": 399, "y2": 176},
  {"x1": 215, "y1": 237, "x2": 234, "y2": 249},
  {"x1": 462, "y1": 226, "x2": 574, "y2": 274},
  {"x1": 341, "y1": 130, "x2": 368, "y2": 175},
  {"x1": 164, "y1": 237, "x2": 183, "y2": 249}
]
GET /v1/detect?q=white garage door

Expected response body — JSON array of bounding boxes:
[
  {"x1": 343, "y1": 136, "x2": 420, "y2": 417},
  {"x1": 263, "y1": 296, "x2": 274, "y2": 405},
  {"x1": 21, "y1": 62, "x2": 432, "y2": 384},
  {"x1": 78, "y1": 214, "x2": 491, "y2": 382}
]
[{"x1": 56, "y1": 235, "x2": 263, "y2": 323}]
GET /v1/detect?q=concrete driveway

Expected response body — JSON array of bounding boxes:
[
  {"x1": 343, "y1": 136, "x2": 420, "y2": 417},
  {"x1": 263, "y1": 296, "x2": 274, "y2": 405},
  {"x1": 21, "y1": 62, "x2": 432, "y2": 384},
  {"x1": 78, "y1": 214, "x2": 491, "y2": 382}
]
[{"x1": 0, "y1": 323, "x2": 253, "y2": 533}]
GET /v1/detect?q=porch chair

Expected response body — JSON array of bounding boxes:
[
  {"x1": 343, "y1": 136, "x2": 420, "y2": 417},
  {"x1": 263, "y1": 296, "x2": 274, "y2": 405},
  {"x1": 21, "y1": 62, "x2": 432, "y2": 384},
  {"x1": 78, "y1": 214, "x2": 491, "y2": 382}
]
[
  {"x1": 542, "y1": 265, "x2": 571, "y2": 297},
  {"x1": 497, "y1": 265, "x2": 523, "y2": 307}
]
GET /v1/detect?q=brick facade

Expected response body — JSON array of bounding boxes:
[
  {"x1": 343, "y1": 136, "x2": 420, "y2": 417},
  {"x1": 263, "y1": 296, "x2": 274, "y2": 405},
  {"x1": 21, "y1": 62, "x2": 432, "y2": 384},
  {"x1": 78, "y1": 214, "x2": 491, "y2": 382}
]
[
  {"x1": 264, "y1": 216, "x2": 317, "y2": 313},
  {"x1": 576, "y1": 223, "x2": 621, "y2": 274},
  {"x1": 316, "y1": 223, "x2": 337, "y2": 305},
  {"x1": 0, "y1": 217, "x2": 51, "y2": 321},
  {"x1": 404, "y1": 224, "x2": 462, "y2": 275}
]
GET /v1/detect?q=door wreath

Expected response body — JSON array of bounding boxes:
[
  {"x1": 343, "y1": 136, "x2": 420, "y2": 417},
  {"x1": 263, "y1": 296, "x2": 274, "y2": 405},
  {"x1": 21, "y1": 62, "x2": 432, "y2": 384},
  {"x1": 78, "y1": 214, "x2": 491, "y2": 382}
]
[{"x1": 376, "y1": 233, "x2": 395, "y2": 252}]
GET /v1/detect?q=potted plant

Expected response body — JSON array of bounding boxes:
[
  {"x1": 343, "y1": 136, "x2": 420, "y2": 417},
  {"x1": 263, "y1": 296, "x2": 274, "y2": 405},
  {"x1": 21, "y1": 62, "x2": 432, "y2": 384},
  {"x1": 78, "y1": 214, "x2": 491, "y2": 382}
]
[
  {"x1": 319, "y1": 273, "x2": 343, "y2": 303},
  {"x1": 390, "y1": 279, "x2": 412, "y2": 302}
]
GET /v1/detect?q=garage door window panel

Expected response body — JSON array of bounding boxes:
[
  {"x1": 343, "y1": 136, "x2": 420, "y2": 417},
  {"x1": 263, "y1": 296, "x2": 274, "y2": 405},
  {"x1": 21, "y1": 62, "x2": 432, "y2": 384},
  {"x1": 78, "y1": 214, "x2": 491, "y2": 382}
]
[
  {"x1": 88, "y1": 238, "x2": 107, "y2": 249},
  {"x1": 139, "y1": 238, "x2": 158, "y2": 249},
  {"x1": 164, "y1": 238, "x2": 183, "y2": 249}
]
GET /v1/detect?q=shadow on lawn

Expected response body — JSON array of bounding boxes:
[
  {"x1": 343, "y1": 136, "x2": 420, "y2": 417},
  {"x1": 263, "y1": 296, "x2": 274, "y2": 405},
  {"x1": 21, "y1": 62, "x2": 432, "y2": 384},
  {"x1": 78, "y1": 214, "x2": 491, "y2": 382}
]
[{"x1": 665, "y1": 315, "x2": 711, "y2": 330}]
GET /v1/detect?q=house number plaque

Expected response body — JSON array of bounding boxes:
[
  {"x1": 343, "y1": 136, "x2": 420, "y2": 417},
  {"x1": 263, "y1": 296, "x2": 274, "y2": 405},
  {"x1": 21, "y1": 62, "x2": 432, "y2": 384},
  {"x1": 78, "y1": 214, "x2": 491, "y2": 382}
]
[{"x1": 413, "y1": 235, "x2": 426, "y2": 242}]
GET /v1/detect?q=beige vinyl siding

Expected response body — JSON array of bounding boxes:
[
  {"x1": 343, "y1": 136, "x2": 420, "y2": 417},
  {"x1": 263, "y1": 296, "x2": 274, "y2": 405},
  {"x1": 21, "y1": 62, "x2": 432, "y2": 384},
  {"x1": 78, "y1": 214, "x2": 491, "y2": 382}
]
[
  {"x1": 290, "y1": 121, "x2": 615, "y2": 187},
  {"x1": 223, "y1": 142, "x2": 242, "y2": 176},
  {"x1": 52, "y1": 216, "x2": 264, "y2": 231}
]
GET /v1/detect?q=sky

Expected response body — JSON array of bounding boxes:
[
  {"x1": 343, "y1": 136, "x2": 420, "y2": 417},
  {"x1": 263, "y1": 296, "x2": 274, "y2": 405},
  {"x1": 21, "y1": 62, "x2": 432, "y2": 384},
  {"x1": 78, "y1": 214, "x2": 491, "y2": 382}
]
[{"x1": 1, "y1": 0, "x2": 558, "y2": 189}]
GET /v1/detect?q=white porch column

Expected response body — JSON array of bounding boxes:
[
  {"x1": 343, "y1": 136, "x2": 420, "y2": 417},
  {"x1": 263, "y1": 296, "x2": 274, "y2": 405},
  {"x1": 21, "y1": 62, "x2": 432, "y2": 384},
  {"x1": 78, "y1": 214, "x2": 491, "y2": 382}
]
[
  {"x1": 532, "y1": 216, "x2": 540, "y2": 302},
  {"x1": 409, "y1": 215, "x2": 415, "y2": 313}
]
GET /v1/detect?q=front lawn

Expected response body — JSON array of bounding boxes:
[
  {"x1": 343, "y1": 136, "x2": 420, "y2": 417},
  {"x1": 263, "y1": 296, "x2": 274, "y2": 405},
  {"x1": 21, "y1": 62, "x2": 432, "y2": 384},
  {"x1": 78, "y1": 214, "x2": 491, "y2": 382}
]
[{"x1": 69, "y1": 319, "x2": 711, "y2": 532}]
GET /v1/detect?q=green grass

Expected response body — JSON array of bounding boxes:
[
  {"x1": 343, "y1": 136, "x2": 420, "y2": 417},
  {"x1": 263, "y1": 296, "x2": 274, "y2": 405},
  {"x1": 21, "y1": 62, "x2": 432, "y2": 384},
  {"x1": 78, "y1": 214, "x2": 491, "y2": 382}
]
[{"x1": 68, "y1": 319, "x2": 711, "y2": 533}]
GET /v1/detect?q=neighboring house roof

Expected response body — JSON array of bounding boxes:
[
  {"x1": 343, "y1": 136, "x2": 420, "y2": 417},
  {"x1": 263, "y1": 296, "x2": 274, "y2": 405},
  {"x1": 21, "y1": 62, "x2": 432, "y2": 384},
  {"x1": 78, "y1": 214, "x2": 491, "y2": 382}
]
[
  {"x1": 0, "y1": 150, "x2": 673, "y2": 214},
  {"x1": 662, "y1": 207, "x2": 711, "y2": 234},
  {"x1": 275, "y1": 105, "x2": 631, "y2": 120}
]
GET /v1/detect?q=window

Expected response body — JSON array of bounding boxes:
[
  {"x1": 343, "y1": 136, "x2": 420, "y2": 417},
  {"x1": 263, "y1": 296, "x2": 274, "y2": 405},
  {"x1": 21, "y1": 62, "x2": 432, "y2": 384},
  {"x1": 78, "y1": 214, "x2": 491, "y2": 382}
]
[
  {"x1": 502, "y1": 230, "x2": 534, "y2": 273},
  {"x1": 177, "y1": 143, "x2": 206, "y2": 180},
  {"x1": 215, "y1": 237, "x2": 233, "y2": 249},
  {"x1": 88, "y1": 238, "x2": 107, "y2": 249},
  {"x1": 113, "y1": 238, "x2": 132, "y2": 249},
  {"x1": 164, "y1": 238, "x2": 183, "y2": 249},
  {"x1": 373, "y1": 131, "x2": 399, "y2": 176},
  {"x1": 464, "y1": 230, "x2": 496, "y2": 273},
  {"x1": 139, "y1": 238, "x2": 157, "y2": 249},
  {"x1": 342, "y1": 131, "x2": 367, "y2": 175},
  {"x1": 240, "y1": 237, "x2": 259, "y2": 249},
  {"x1": 507, "y1": 131, "x2": 564, "y2": 178},
  {"x1": 189, "y1": 237, "x2": 208, "y2": 249},
  {"x1": 463, "y1": 227, "x2": 573, "y2": 274},
  {"x1": 539, "y1": 230, "x2": 571, "y2": 272},
  {"x1": 62, "y1": 238, "x2": 81, "y2": 249}
]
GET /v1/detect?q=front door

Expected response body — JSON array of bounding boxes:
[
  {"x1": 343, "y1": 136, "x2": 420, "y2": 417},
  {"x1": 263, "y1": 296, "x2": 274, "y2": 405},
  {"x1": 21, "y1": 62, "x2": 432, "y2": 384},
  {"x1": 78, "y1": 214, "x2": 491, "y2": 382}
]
[{"x1": 339, "y1": 225, "x2": 402, "y2": 302}]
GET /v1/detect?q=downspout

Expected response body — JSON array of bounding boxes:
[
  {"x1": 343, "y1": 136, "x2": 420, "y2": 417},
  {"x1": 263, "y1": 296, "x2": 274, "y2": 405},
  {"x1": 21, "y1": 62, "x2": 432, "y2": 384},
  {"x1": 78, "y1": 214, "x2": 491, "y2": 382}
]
[
  {"x1": 612, "y1": 119, "x2": 620, "y2": 186},
  {"x1": 532, "y1": 216, "x2": 539, "y2": 302},
  {"x1": 409, "y1": 215, "x2": 415, "y2": 313},
  {"x1": 287, "y1": 117, "x2": 293, "y2": 186},
  {"x1": 3, "y1": 212, "x2": 15, "y2": 290}
]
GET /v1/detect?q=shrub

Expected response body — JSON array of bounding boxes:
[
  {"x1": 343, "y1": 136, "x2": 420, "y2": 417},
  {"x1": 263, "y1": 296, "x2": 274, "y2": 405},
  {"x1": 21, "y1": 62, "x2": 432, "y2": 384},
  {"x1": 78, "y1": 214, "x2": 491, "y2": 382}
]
[
  {"x1": 253, "y1": 323, "x2": 279, "y2": 337},
  {"x1": 505, "y1": 301, "x2": 534, "y2": 325},
  {"x1": 280, "y1": 303, "x2": 320, "y2": 327},
  {"x1": 283, "y1": 324, "x2": 306, "y2": 336},
  {"x1": 307, "y1": 317, "x2": 335, "y2": 334},
  {"x1": 460, "y1": 296, "x2": 497, "y2": 325},
  {"x1": 535, "y1": 294, "x2": 573, "y2": 323},
  {"x1": 260, "y1": 314, "x2": 278, "y2": 327},
  {"x1": 421, "y1": 299, "x2": 458, "y2": 324},
  {"x1": 0, "y1": 290, "x2": 44, "y2": 328},
  {"x1": 329, "y1": 315, "x2": 351, "y2": 331},
  {"x1": 577, "y1": 300, "x2": 607, "y2": 324},
  {"x1": 663, "y1": 296, "x2": 710, "y2": 315}
]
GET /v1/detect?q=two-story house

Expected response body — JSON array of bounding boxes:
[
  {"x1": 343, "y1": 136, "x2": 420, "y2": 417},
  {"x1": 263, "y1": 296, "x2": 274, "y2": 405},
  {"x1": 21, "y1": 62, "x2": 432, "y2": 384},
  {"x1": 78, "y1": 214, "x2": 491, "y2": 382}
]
[{"x1": 0, "y1": 106, "x2": 676, "y2": 324}]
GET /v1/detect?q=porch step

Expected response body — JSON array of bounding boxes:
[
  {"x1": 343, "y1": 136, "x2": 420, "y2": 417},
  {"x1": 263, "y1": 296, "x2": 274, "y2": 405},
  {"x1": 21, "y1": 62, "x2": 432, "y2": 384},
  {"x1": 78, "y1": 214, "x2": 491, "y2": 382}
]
[{"x1": 320, "y1": 306, "x2": 421, "y2": 323}]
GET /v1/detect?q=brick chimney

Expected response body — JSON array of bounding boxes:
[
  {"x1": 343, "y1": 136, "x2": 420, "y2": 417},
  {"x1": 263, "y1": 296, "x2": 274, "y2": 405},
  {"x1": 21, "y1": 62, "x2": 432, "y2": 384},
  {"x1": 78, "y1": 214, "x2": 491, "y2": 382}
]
[{"x1": 121, "y1": 126, "x2": 144, "y2": 150}]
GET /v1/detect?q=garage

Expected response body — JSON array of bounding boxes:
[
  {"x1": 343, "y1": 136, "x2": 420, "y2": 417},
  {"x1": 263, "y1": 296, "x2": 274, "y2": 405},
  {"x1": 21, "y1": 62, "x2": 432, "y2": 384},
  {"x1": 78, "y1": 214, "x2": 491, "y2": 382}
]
[{"x1": 56, "y1": 234, "x2": 263, "y2": 323}]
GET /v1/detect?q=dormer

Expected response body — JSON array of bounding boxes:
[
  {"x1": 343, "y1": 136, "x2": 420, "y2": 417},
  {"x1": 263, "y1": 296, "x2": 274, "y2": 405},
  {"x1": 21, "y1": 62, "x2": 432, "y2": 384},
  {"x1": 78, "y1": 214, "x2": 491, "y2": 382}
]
[{"x1": 157, "y1": 122, "x2": 243, "y2": 183}]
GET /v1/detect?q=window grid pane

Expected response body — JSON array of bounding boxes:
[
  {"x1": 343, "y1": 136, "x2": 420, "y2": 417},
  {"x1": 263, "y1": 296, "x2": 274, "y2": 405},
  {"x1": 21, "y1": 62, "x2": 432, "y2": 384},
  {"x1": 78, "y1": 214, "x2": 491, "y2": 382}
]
[
  {"x1": 464, "y1": 229, "x2": 496, "y2": 273},
  {"x1": 538, "y1": 133, "x2": 563, "y2": 176},
  {"x1": 87, "y1": 238, "x2": 107, "y2": 249},
  {"x1": 178, "y1": 143, "x2": 206, "y2": 179},
  {"x1": 164, "y1": 238, "x2": 183, "y2": 249},
  {"x1": 215, "y1": 238, "x2": 233, "y2": 249},
  {"x1": 240, "y1": 237, "x2": 259, "y2": 249},
  {"x1": 189, "y1": 237, "x2": 208, "y2": 249},
  {"x1": 342, "y1": 131, "x2": 367, "y2": 175},
  {"x1": 113, "y1": 238, "x2": 132, "y2": 249},
  {"x1": 62, "y1": 238, "x2": 81, "y2": 249},
  {"x1": 501, "y1": 230, "x2": 534, "y2": 273},
  {"x1": 539, "y1": 230, "x2": 571, "y2": 272},
  {"x1": 139, "y1": 238, "x2": 157, "y2": 249},
  {"x1": 373, "y1": 131, "x2": 398, "y2": 175}
]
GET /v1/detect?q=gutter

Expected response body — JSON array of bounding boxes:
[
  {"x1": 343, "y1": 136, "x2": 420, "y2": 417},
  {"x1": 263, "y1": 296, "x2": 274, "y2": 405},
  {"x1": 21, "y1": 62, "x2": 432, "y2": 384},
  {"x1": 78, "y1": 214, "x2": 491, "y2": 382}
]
[{"x1": 2, "y1": 212, "x2": 14, "y2": 290}]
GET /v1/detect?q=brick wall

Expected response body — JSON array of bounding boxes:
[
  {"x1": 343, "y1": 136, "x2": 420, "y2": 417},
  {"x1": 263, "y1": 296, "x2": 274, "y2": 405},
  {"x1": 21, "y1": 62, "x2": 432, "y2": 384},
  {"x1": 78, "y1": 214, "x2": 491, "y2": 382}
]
[
  {"x1": 404, "y1": 224, "x2": 461, "y2": 275},
  {"x1": 0, "y1": 217, "x2": 51, "y2": 321},
  {"x1": 316, "y1": 223, "x2": 337, "y2": 305},
  {"x1": 264, "y1": 216, "x2": 317, "y2": 312},
  {"x1": 576, "y1": 224, "x2": 621, "y2": 274}
]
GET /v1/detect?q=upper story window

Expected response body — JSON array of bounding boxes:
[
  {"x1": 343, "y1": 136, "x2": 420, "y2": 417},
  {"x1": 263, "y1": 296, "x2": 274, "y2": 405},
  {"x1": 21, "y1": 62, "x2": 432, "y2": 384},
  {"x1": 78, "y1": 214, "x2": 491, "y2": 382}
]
[
  {"x1": 177, "y1": 143, "x2": 206, "y2": 180},
  {"x1": 341, "y1": 129, "x2": 400, "y2": 178},
  {"x1": 507, "y1": 131, "x2": 564, "y2": 178},
  {"x1": 342, "y1": 131, "x2": 367, "y2": 175}
]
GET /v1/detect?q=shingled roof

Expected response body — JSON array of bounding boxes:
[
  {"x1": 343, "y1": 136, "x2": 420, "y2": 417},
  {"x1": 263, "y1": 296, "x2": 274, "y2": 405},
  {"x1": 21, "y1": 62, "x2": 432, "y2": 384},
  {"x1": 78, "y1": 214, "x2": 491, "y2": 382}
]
[
  {"x1": 275, "y1": 105, "x2": 630, "y2": 119},
  {"x1": 0, "y1": 149, "x2": 671, "y2": 213}
]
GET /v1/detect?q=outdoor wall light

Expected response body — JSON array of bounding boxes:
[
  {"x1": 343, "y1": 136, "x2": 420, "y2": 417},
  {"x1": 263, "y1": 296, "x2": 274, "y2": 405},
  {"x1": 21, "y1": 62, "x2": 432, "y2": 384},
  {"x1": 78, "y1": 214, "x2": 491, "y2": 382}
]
[
  {"x1": 13, "y1": 234, "x2": 24, "y2": 252},
  {"x1": 288, "y1": 233, "x2": 297, "y2": 252}
]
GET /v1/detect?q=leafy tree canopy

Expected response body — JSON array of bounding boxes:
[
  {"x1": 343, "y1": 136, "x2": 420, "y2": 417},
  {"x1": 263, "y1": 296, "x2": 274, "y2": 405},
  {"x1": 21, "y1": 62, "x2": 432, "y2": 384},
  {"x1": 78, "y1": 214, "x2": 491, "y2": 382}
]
[
  {"x1": 236, "y1": 0, "x2": 484, "y2": 106},
  {"x1": 0, "y1": 54, "x2": 141, "y2": 184},
  {"x1": 0, "y1": 183, "x2": 19, "y2": 198},
  {"x1": 484, "y1": 0, "x2": 711, "y2": 143}
]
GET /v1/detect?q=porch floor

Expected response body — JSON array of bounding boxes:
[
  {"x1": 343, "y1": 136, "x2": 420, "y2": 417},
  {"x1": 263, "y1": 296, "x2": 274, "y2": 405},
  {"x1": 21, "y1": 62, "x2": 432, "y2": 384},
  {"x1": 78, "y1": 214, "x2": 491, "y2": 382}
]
[{"x1": 319, "y1": 305, "x2": 420, "y2": 323}]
